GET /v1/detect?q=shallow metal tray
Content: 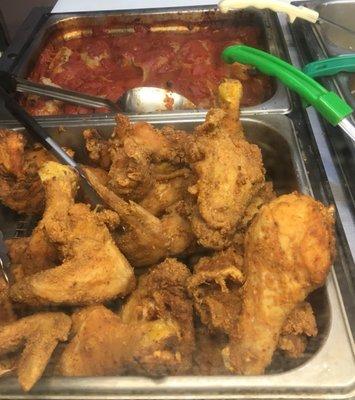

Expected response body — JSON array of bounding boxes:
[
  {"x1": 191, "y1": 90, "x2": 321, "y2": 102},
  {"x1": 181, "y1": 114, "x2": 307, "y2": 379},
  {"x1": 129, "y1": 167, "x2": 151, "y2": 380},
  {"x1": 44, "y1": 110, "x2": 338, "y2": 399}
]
[
  {"x1": 291, "y1": 3, "x2": 355, "y2": 206},
  {"x1": 296, "y1": 1, "x2": 355, "y2": 111},
  {"x1": 0, "y1": 114, "x2": 354, "y2": 399},
  {"x1": 0, "y1": 6, "x2": 291, "y2": 123}
]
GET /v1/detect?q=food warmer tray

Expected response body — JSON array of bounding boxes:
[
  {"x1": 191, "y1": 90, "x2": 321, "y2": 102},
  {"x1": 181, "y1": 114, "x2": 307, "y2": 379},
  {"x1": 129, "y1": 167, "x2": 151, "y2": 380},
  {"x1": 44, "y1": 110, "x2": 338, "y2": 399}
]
[
  {"x1": 290, "y1": 1, "x2": 355, "y2": 209},
  {"x1": 0, "y1": 114, "x2": 354, "y2": 399},
  {"x1": 0, "y1": 6, "x2": 291, "y2": 123}
]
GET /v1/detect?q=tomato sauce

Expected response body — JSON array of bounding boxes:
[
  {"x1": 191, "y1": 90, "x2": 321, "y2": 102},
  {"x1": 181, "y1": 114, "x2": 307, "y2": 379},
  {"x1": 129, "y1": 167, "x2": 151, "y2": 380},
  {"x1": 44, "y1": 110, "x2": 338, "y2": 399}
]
[{"x1": 23, "y1": 23, "x2": 273, "y2": 115}]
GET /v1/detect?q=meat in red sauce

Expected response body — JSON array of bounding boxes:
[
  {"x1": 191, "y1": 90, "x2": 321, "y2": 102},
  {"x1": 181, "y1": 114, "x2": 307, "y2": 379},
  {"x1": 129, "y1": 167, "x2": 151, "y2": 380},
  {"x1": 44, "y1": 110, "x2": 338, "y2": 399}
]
[{"x1": 23, "y1": 23, "x2": 273, "y2": 115}]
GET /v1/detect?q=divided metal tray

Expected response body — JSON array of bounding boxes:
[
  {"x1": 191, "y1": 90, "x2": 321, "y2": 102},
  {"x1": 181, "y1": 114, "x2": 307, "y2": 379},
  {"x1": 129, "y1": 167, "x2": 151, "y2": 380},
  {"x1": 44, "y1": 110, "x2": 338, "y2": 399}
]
[
  {"x1": 0, "y1": 114, "x2": 354, "y2": 399},
  {"x1": 0, "y1": 6, "x2": 291, "y2": 123}
]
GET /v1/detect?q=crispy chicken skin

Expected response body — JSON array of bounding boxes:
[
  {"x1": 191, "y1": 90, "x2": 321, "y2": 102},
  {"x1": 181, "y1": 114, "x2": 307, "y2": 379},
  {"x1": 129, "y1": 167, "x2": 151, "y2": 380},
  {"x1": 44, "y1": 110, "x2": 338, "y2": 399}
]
[
  {"x1": 0, "y1": 130, "x2": 51, "y2": 214},
  {"x1": 84, "y1": 115, "x2": 194, "y2": 202},
  {"x1": 57, "y1": 305, "x2": 183, "y2": 377},
  {"x1": 226, "y1": 193, "x2": 335, "y2": 375},
  {"x1": 58, "y1": 259, "x2": 194, "y2": 376},
  {"x1": 121, "y1": 258, "x2": 195, "y2": 374},
  {"x1": 188, "y1": 247, "x2": 318, "y2": 359},
  {"x1": 278, "y1": 301, "x2": 317, "y2": 358},
  {"x1": 188, "y1": 247, "x2": 245, "y2": 334},
  {"x1": 10, "y1": 162, "x2": 135, "y2": 306},
  {"x1": 0, "y1": 312, "x2": 71, "y2": 391},
  {"x1": 188, "y1": 80, "x2": 265, "y2": 248},
  {"x1": 84, "y1": 167, "x2": 194, "y2": 267}
]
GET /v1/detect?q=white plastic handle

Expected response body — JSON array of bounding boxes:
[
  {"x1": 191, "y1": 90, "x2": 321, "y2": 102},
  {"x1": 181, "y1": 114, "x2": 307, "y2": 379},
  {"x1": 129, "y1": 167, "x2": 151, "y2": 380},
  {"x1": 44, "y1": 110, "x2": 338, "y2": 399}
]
[{"x1": 218, "y1": 0, "x2": 319, "y2": 23}]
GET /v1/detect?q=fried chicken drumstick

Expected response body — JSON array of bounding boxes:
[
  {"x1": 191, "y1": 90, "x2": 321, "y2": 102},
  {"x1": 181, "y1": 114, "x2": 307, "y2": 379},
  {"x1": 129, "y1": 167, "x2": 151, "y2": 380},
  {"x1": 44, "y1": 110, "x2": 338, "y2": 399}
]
[{"x1": 226, "y1": 193, "x2": 335, "y2": 374}]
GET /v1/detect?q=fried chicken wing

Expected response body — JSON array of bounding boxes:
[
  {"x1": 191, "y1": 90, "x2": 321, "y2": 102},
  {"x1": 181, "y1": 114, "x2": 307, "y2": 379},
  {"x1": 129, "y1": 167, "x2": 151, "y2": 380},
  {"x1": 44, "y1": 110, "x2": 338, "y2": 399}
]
[
  {"x1": 226, "y1": 193, "x2": 335, "y2": 374},
  {"x1": 0, "y1": 312, "x2": 71, "y2": 391},
  {"x1": 10, "y1": 162, "x2": 135, "y2": 306},
  {"x1": 84, "y1": 167, "x2": 194, "y2": 267}
]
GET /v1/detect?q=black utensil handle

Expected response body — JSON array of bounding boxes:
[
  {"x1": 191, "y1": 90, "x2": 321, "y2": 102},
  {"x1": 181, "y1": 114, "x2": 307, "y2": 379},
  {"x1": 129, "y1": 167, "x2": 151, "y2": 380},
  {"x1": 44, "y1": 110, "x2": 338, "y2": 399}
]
[
  {"x1": 15, "y1": 76, "x2": 120, "y2": 112},
  {"x1": 0, "y1": 85, "x2": 77, "y2": 168}
]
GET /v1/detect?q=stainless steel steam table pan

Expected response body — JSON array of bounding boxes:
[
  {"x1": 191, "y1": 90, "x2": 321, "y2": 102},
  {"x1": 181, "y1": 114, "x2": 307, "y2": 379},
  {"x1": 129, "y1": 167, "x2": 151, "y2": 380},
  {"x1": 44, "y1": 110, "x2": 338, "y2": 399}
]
[
  {"x1": 0, "y1": 114, "x2": 354, "y2": 399},
  {"x1": 0, "y1": 7, "x2": 290, "y2": 123},
  {"x1": 296, "y1": 1, "x2": 355, "y2": 114}
]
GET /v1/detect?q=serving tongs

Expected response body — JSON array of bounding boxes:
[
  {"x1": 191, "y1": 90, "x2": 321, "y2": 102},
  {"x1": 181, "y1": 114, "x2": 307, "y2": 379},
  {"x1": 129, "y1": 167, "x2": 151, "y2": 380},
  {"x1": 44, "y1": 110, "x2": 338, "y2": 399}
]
[
  {"x1": 218, "y1": 0, "x2": 355, "y2": 35},
  {"x1": 0, "y1": 72, "x2": 194, "y2": 113},
  {"x1": 221, "y1": 45, "x2": 355, "y2": 141},
  {"x1": 0, "y1": 83, "x2": 105, "y2": 210},
  {"x1": 303, "y1": 54, "x2": 355, "y2": 78}
]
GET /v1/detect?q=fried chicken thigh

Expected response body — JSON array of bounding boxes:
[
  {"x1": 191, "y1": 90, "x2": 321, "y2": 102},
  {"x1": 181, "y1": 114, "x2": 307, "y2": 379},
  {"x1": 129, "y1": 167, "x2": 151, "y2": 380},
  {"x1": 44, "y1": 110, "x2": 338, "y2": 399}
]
[
  {"x1": 58, "y1": 259, "x2": 194, "y2": 376},
  {"x1": 0, "y1": 312, "x2": 71, "y2": 391},
  {"x1": 10, "y1": 162, "x2": 135, "y2": 306},
  {"x1": 121, "y1": 258, "x2": 195, "y2": 374},
  {"x1": 226, "y1": 193, "x2": 335, "y2": 374},
  {"x1": 188, "y1": 80, "x2": 265, "y2": 249},
  {"x1": 56, "y1": 305, "x2": 182, "y2": 377}
]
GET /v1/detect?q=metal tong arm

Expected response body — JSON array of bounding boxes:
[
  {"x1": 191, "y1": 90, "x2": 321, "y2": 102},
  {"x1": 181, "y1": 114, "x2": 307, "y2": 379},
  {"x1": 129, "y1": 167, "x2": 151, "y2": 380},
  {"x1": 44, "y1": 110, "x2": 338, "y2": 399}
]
[
  {"x1": 218, "y1": 0, "x2": 319, "y2": 23},
  {"x1": 0, "y1": 71, "x2": 120, "y2": 112},
  {"x1": 0, "y1": 84, "x2": 105, "y2": 206}
]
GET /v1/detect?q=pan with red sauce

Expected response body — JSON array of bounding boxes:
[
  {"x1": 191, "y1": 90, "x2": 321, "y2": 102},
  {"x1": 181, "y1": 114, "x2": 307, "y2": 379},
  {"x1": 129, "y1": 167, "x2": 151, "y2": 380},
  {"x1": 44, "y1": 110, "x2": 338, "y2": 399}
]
[{"x1": 23, "y1": 24, "x2": 273, "y2": 115}]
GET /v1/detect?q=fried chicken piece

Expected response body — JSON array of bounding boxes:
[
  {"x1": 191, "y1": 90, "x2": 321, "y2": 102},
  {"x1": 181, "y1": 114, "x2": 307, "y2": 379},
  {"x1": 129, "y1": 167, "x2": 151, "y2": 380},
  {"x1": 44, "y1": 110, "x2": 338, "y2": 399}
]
[
  {"x1": 57, "y1": 305, "x2": 183, "y2": 377},
  {"x1": 188, "y1": 247, "x2": 245, "y2": 334},
  {"x1": 84, "y1": 115, "x2": 194, "y2": 202},
  {"x1": 278, "y1": 301, "x2": 317, "y2": 358},
  {"x1": 226, "y1": 193, "x2": 335, "y2": 374},
  {"x1": 84, "y1": 167, "x2": 194, "y2": 267},
  {"x1": 188, "y1": 80, "x2": 265, "y2": 248},
  {"x1": 0, "y1": 130, "x2": 51, "y2": 214},
  {"x1": 0, "y1": 312, "x2": 71, "y2": 391},
  {"x1": 188, "y1": 248, "x2": 319, "y2": 367},
  {"x1": 10, "y1": 162, "x2": 135, "y2": 306},
  {"x1": 121, "y1": 258, "x2": 195, "y2": 374}
]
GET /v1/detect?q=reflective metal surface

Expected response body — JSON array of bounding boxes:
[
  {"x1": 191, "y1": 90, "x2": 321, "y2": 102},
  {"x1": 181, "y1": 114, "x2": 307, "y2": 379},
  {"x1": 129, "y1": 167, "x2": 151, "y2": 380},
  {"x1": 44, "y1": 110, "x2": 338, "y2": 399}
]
[
  {"x1": 0, "y1": 6, "x2": 291, "y2": 123},
  {"x1": 121, "y1": 87, "x2": 195, "y2": 113},
  {"x1": 0, "y1": 114, "x2": 353, "y2": 399}
]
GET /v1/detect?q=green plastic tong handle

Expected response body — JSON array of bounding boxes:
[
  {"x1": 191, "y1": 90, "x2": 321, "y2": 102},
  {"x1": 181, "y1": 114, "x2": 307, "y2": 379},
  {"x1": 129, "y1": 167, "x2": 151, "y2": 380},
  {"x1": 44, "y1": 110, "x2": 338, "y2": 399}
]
[
  {"x1": 303, "y1": 54, "x2": 355, "y2": 78},
  {"x1": 221, "y1": 45, "x2": 353, "y2": 126}
]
